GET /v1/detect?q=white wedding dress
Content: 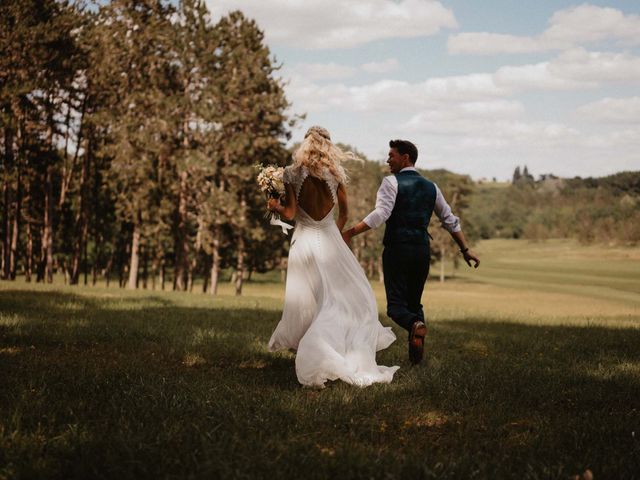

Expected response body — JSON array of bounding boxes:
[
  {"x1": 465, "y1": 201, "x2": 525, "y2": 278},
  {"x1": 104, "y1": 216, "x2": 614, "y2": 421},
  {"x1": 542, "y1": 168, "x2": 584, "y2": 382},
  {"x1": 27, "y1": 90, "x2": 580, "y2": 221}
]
[{"x1": 268, "y1": 165, "x2": 399, "y2": 388}]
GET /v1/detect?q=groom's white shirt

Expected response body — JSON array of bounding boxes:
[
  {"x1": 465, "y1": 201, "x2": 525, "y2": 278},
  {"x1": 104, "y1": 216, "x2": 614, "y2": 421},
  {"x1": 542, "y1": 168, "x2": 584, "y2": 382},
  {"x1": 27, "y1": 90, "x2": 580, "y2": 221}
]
[{"x1": 363, "y1": 167, "x2": 461, "y2": 233}]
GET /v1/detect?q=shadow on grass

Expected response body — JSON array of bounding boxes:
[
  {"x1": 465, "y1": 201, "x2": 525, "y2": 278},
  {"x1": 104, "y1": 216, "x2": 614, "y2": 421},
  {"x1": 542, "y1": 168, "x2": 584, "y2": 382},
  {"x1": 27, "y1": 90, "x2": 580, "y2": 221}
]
[{"x1": 1, "y1": 289, "x2": 639, "y2": 479}]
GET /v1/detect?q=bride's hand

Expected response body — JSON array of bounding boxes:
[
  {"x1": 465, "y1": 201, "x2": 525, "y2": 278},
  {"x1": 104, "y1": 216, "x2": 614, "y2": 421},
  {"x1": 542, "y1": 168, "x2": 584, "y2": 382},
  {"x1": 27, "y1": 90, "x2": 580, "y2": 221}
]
[{"x1": 267, "y1": 198, "x2": 281, "y2": 212}]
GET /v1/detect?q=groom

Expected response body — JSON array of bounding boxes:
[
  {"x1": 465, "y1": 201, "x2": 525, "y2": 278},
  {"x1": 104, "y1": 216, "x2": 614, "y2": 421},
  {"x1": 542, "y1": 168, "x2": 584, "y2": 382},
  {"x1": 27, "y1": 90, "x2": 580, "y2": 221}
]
[{"x1": 342, "y1": 140, "x2": 480, "y2": 365}]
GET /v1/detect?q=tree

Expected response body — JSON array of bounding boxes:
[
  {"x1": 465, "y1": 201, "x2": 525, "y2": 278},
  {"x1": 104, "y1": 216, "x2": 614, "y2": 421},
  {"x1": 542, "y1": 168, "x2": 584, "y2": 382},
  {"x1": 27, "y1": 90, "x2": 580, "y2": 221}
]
[
  {"x1": 0, "y1": 0, "x2": 80, "y2": 282},
  {"x1": 426, "y1": 169, "x2": 474, "y2": 282},
  {"x1": 93, "y1": 0, "x2": 177, "y2": 290},
  {"x1": 512, "y1": 166, "x2": 521, "y2": 184},
  {"x1": 209, "y1": 11, "x2": 292, "y2": 295}
]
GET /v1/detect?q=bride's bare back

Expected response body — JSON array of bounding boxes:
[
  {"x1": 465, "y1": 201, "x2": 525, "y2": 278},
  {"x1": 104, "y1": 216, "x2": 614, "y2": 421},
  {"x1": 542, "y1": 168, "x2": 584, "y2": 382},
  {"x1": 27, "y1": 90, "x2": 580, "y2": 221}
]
[
  {"x1": 298, "y1": 176, "x2": 335, "y2": 220},
  {"x1": 270, "y1": 165, "x2": 349, "y2": 232}
]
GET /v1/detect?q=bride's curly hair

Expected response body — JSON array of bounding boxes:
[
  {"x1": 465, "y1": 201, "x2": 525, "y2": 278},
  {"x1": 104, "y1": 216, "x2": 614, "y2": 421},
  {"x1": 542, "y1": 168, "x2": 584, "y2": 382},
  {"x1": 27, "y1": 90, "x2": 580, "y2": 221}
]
[{"x1": 292, "y1": 126, "x2": 354, "y2": 184}]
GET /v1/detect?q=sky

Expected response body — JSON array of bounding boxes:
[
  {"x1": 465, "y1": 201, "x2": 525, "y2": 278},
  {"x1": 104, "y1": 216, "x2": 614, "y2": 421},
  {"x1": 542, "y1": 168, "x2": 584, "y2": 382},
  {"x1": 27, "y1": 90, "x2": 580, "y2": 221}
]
[{"x1": 205, "y1": 1, "x2": 640, "y2": 180}]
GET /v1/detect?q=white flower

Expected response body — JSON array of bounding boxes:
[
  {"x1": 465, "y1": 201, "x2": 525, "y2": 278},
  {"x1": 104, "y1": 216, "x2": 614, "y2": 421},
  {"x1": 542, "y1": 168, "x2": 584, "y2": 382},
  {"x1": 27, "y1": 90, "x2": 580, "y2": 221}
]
[{"x1": 256, "y1": 164, "x2": 286, "y2": 196}]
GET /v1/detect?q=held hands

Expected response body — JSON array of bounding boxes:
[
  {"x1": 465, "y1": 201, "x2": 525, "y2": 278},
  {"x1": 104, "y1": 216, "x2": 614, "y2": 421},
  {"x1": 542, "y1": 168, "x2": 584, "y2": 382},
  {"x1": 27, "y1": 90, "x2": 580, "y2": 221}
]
[{"x1": 341, "y1": 229, "x2": 353, "y2": 248}]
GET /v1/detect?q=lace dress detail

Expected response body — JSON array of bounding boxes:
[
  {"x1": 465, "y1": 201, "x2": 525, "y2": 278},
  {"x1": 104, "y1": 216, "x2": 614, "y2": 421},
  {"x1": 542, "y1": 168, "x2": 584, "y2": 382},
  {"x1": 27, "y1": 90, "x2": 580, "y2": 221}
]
[
  {"x1": 269, "y1": 165, "x2": 398, "y2": 388},
  {"x1": 284, "y1": 165, "x2": 340, "y2": 205}
]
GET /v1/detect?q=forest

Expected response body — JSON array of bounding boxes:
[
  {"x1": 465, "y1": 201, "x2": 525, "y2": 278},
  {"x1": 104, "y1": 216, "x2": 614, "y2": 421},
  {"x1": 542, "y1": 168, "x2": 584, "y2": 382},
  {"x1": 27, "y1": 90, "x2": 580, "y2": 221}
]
[{"x1": 2, "y1": 0, "x2": 638, "y2": 295}]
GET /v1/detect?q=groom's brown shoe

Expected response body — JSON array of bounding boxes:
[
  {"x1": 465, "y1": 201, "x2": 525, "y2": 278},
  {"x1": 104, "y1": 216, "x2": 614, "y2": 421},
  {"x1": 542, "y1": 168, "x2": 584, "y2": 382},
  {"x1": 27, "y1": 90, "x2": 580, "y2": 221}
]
[{"x1": 409, "y1": 321, "x2": 427, "y2": 365}]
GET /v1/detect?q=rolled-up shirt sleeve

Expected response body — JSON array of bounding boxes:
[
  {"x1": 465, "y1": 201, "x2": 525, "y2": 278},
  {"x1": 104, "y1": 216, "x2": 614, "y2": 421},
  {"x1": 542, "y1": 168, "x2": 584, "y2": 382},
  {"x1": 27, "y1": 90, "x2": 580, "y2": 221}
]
[
  {"x1": 434, "y1": 183, "x2": 461, "y2": 233},
  {"x1": 363, "y1": 176, "x2": 397, "y2": 229}
]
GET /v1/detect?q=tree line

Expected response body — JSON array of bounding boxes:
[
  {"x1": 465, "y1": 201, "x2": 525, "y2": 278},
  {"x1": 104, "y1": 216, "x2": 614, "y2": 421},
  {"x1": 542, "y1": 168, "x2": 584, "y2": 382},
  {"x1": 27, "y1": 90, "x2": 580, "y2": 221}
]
[
  {"x1": 2, "y1": 0, "x2": 636, "y2": 294},
  {"x1": 467, "y1": 170, "x2": 640, "y2": 245},
  {"x1": 1, "y1": 0, "x2": 294, "y2": 294}
]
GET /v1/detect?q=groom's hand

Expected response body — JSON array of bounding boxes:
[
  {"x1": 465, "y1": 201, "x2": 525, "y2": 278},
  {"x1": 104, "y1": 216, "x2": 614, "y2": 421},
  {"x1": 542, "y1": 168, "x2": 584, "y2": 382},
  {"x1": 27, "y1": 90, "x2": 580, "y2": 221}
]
[{"x1": 463, "y1": 250, "x2": 480, "y2": 268}]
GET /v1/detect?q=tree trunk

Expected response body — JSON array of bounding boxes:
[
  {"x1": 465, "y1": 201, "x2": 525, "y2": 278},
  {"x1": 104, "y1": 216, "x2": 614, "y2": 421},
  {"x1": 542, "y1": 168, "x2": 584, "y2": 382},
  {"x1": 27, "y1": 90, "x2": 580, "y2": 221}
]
[
  {"x1": 1, "y1": 179, "x2": 8, "y2": 279},
  {"x1": 142, "y1": 246, "x2": 148, "y2": 289},
  {"x1": 235, "y1": 236, "x2": 245, "y2": 296},
  {"x1": 2, "y1": 122, "x2": 13, "y2": 280},
  {"x1": 378, "y1": 257, "x2": 384, "y2": 283},
  {"x1": 234, "y1": 193, "x2": 247, "y2": 296},
  {"x1": 43, "y1": 165, "x2": 54, "y2": 283},
  {"x1": 151, "y1": 256, "x2": 158, "y2": 291},
  {"x1": 59, "y1": 94, "x2": 86, "y2": 208},
  {"x1": 105, "y1": 254, "x2": 113, "y2": 288},
  {"x1": 9, "y1": 172, "x2": 20, "y2": 280},
  {"x1": 83, "y1": 233, "x2": 88, "y2": 285},
  {"x1": 127, "y1": 220, "x2": 141, "y2": 290},
  {"x1": 209, "y1": 232, "x2": 220, "y2": 296},
  {"x1": 92, "y1": 231, "x2": 101, "y2": 286},
  {"x1": 62, "y1": 259, "x2": 69, "y2": 284},
  {"x1": 439, "y1": 247, "x2": 445, "y2": 283},
  {"x1": 174, "y1": 170, "x2": 189, "y2": 291},
  {"x1": 43, "y1": 96, "x2": 57, "y2": 284},
  {"x1": 36, "y1": 223, "x2": 45, "y2": 282},
  {"x1": 188, "y1": 256, "x2": 196, "y2": 292},
  {"x1": 70, "y1": 139, "x2": 90, "y2": 284},
  {"x1": 202, "y1": 256, "x2": 210, "y2": 293},
  {"x1": 0, "y1": 223, "x2": 4, "y2": 278},
  {"x1": 25, "y1": 220, "x2": 32, "y2": 282}
]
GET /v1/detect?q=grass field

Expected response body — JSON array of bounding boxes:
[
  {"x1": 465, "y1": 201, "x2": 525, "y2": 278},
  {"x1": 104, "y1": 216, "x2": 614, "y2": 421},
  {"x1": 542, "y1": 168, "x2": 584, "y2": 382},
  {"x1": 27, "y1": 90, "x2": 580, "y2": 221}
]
[{"x1": 1, "y1": 239, "x2": 639, "y2": 479}]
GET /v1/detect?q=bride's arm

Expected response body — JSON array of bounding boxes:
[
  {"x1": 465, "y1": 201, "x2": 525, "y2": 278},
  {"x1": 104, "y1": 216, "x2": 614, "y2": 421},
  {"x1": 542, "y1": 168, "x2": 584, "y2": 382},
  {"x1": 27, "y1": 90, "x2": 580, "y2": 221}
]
[
  {"x1": 267, "y1": 183, "x2": 297, "y2": 220},
  {"x1": 336, "y1": 184, "x2": 348, "y2": 232}
]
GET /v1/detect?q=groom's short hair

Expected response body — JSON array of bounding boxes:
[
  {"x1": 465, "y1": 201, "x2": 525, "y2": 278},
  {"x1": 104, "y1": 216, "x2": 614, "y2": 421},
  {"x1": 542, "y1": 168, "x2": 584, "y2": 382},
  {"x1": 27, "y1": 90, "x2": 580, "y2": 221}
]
[{"x1": 389, "y1": 139, "x2": 418, "y2": 164}]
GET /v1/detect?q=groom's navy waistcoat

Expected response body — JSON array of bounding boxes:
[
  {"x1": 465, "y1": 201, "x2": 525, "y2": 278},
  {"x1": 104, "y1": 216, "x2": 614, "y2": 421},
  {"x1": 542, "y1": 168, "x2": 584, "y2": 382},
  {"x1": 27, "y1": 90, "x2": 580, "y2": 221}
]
[{"x1": 383, "y1": 171, "x2": 437, "y2": 247}]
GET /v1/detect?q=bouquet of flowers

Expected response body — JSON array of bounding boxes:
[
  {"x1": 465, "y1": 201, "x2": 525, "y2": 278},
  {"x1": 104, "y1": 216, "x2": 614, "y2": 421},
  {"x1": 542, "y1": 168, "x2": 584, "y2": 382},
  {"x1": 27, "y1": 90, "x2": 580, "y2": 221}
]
[
  {"x1": 256, "y1": 164, "x2": 292, "y2": 234},
  {"x1": 256, "y1": 164, "x2": 285, "y2": 199}
]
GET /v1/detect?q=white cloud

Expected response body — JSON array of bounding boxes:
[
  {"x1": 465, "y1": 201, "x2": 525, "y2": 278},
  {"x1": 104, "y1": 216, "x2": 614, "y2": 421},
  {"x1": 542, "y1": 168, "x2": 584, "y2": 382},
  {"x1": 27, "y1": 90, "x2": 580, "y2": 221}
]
[
  {"x1": 582, "y1": 127, "x2": 640, "y2": 148},
  {"x1": 549, "y1": 48, "x2": 640, "y2": 83},
  {"x1": 283, "y1": 49, "x2": 640, "y2": 116},
  {"x1": 361, "y1": 58, "x2": 400, "y2": 74},
  {"x1": 448, "y1": 33, "x2": 546, "y2": 55},
  {"x1": 401, "y1": 102, "x2": 579, "y2": 148},
  {"x1": 285, "y1": 62, "x2": 357, "y2": 81},
  {"x1": 576, "y1": 97, "x2": 640, "y2": 124},
  {"x1": 283, "y1": 73, "x2": 510, "y2": 114},
  {"x1": 448, "y1": 4, "x2": 640, "y2": 55},
  {"x1": 284, "y1": 58, "x2": 400, "y2": 81},
  {"x1": 206, "y1": 0, "x2": 457, "y2": 49},
  {"x1": 494, "y1": 49, "x2": 640, "y2": 92},
  {"x1": 543, "y1": 5, "x2": 640, "y2": 47},
  {"x1": 494, "y1": 62, "x2": 591, "y2": 91}
]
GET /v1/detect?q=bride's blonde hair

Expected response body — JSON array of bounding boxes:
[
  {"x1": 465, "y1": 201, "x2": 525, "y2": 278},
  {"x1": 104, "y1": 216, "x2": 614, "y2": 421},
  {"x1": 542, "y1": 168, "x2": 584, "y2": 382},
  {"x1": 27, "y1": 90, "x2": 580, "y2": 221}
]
[{"x1": 292, "y1": 126, "x2": 353, "y2": 184}]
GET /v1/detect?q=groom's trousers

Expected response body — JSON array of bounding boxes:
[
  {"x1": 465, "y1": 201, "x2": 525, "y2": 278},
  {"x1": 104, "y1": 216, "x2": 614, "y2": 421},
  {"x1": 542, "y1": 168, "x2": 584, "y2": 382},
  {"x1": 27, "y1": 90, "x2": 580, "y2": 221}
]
[{"x1": 382, "y1": 243, "x2": 430, "y2": 334}]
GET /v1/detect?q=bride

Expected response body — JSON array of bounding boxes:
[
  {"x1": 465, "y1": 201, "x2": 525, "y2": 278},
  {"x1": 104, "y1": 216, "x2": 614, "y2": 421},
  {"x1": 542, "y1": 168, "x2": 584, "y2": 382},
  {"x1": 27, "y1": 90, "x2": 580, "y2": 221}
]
[{"x1": 267, "y1": 126, "x2": 399, "y2": 388}]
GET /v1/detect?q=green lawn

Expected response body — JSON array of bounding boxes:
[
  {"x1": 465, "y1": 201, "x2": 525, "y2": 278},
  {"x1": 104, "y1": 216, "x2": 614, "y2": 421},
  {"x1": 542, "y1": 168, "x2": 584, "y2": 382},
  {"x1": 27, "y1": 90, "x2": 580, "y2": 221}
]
[{"x1": 1, "y1": 239, "x2": 639, "y2": 479}]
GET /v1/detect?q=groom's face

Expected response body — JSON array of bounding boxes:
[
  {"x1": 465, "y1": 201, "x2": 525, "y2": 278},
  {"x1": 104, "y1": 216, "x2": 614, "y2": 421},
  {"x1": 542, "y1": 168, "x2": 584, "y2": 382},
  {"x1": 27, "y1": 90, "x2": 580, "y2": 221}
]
[{"x1": 387, "y1": 148, "x2": 410, "y2": 174}]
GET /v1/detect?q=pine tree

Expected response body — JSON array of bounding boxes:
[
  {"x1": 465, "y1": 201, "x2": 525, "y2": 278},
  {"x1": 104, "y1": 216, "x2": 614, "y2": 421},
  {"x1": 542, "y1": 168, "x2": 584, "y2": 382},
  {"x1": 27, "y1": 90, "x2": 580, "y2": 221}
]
[
  {"x1": 0, "y1": 0, "x2": 80, "y2": 282},
  {"x1": 207, "y1": 11, "x2": 292, "y2": 295},
  {"x1": 512, "y1": 166, "x2": 521, "y2": 185},
  {"x1": 93, "y1": 0, "x2": 176, "y2": 289}
]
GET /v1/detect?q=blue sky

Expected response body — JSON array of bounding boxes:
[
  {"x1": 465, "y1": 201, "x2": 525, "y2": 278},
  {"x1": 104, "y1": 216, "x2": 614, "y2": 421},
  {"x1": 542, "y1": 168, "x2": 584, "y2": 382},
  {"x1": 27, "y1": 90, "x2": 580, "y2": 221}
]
[{"x1": 206, "y1": 1, "x2": 640, "y2": 180}]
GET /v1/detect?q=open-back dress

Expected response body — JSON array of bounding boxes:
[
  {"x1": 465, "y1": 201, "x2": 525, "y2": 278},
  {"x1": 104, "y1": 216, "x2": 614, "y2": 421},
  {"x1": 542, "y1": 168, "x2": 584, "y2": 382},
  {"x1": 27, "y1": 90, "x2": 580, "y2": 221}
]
[{"x1": 268, "y1": 164, "x2": 399, "y2": 387}]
